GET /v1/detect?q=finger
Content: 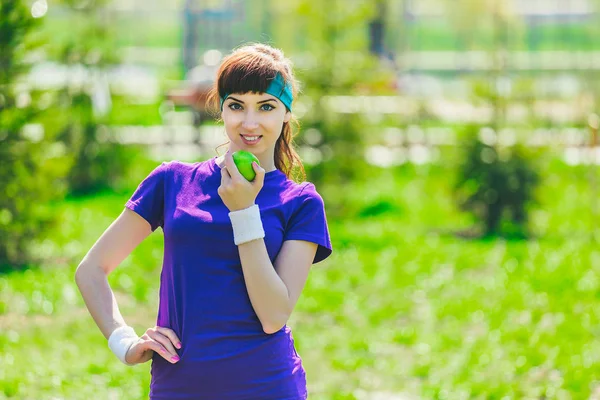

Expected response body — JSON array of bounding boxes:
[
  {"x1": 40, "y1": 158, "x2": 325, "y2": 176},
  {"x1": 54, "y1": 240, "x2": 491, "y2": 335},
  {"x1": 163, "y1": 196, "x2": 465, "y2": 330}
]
[
  {"x1": 155, "y1": 326, "x2": 182, "y2": 350},
  {"x1": 220, "y1": 165, "x2": 231, "y2": 186},
  {"x1": 138, "y1": 334, "x2": 170, "y2": 358},
  {"x1": 142, "y1": 338, "x2": 180, "y2": 364},
  {"x1": 147, "y1": 330, "x2": 178, "y2": 357},
  {"x1": 223, "y1": 151, "x2": 243, "y2": 180},
  {"x1": 147, "y1": 330, "x2": 179, "y2": 358},
  {"x1": 251, "y1": 162, "x2": 265, "y2": 186}
]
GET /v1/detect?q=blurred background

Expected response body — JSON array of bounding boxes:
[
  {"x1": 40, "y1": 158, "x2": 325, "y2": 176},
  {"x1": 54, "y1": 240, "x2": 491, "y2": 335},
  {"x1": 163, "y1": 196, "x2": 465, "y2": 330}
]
[{"x1": 2, "y1": 0, "x2": 600, "y2": 398}]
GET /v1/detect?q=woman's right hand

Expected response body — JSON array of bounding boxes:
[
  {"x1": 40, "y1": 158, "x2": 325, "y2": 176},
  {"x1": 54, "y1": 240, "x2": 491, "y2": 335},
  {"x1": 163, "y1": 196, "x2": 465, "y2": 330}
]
[{"x1": 125, "y1": 326, "x2": 182, "y2": 365}]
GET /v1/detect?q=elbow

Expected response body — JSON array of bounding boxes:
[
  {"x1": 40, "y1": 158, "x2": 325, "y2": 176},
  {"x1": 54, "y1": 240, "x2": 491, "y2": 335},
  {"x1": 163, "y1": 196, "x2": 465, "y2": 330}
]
[
  {"x1": 261, "y1": 300, "x2": 294, "y2": 334},
  {"x1": 74, "y1": 263, "x2": 104, "y2": 287},
  {"x1": 74, "y1": 265, "x2": 85, "y2": 286},
  {"x1": 261, "y1": 314, "x2": 289, "y2": 335},
  {"x1": 262, "y1": 323, "x2": 284, "y2": 335},
  {"x1": 74, "y1": 265, "x2": 89, "y2": 292}
]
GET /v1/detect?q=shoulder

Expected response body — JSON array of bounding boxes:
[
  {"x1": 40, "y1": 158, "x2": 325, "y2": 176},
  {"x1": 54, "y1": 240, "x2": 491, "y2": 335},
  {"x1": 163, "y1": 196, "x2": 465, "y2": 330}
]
[
  {"x1": 155, "y1": 158, "x2": 216, "y2": 180},
  {"x1": 164, "y1": 159, "x2": 208, "y2": 172},
  {"x1": 298, "y1": 182, "x2": 324, "y2": 204},
  {"x1": 281, "y1": 180, "x2": 325, "y2": 208},
  {"x1": 298, "y1": 182, "x2": 322, "y2": 198}
]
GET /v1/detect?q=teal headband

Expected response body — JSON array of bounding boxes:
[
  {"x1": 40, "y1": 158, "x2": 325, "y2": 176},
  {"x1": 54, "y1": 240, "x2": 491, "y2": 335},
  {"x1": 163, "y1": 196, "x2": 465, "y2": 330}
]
[{"x1": 220, "y1": 73, "x2": 293, "y2": 112}]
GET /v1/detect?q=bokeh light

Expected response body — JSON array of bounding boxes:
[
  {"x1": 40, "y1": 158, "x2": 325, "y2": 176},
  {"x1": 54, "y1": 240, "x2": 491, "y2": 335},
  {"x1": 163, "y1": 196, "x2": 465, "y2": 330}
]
[{"x1": 30, "y1": 0, "x2": 47, "y2": 18}]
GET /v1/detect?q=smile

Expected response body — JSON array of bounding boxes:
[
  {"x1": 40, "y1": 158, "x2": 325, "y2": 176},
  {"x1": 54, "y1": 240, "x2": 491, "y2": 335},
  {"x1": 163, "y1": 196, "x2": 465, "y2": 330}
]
[{"x1": 241, "y1": 135, "x2": 262, "y2": 145}]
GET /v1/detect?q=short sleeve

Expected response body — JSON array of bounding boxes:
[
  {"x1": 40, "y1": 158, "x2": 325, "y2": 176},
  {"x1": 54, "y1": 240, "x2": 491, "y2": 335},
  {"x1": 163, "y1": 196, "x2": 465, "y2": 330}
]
[
  {"x1": 283, "y1": 183, "x2": 332, "y2": 264},
  {"x1": 125, "y1": 162, "x2": 169, "y2": 232}
]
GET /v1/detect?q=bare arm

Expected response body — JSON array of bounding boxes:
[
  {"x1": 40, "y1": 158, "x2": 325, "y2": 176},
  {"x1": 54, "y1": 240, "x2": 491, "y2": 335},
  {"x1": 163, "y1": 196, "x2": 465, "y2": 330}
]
[
  {"x1": 217, "y1": 151, "x2": 319, "y2": 334},
  {"x1": 75, "y1": 208, "x2": 181, "y2": 364},
  {"x1": 74, "y1": 208, "x2": 152, "y2": 338},
  {"x1": 238, "y1": 239, "x2": 317, "y2": 334}
]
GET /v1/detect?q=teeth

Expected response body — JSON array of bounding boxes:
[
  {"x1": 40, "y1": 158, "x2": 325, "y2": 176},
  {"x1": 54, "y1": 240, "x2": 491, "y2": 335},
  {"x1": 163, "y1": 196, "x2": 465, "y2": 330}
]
[{"x1": 242, "y1": 135, "x2": 260, "y2": 141}]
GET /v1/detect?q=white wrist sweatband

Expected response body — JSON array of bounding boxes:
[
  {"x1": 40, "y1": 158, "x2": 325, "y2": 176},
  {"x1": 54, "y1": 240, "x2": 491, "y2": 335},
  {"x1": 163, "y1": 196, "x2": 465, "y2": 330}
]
[
  {"x1": 228, "y1": 204, "x2": 265, "y2": 245},
  {"x1": 108, "y1": 325, "x2": 139, "y2": 366}
]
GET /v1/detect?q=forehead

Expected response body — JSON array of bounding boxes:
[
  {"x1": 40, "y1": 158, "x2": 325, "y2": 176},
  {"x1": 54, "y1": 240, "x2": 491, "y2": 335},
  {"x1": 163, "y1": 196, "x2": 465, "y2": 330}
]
[{"x1": 227, "y1": 92, "x2": 278, "y2": 102}]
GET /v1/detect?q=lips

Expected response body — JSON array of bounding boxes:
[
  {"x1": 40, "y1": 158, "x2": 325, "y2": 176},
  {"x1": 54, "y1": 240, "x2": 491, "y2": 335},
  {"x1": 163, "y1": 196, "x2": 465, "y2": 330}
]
[{"x1": 240, "y1": 134, "x2": 262, "y2": 145}]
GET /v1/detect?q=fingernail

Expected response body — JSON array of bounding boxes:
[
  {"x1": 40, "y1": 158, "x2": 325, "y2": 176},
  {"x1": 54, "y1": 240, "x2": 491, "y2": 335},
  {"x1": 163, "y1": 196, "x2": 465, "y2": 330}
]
[
  {"x1": 176, "y1": 343, "x2": 182, "y2": 349},
  {"x1": 161, "y1": 349, "x2": 167, "y2": 354},
  {"x1": 172, "y1": 356, "x2": 180, "y2": 362}
]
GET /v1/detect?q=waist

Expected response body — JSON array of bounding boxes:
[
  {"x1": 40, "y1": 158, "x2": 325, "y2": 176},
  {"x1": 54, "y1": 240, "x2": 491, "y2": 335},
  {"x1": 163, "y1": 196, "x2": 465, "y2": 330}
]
[
  {"x1": 170, "y1": 327, "x2": 299, "y2": 363},
  {"x1": 149, "y1": 332, "x2": 306, "y2": 399}
]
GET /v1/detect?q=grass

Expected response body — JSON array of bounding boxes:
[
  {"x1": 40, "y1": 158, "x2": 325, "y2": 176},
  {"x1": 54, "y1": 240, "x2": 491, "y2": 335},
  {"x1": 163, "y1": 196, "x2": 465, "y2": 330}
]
[{"x1": 1, "y1": 157, "x2": 599, "y2": 399}]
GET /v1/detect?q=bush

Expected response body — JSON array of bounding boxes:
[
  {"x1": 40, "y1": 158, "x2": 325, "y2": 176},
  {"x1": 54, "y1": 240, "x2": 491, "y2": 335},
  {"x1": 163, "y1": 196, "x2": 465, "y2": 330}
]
[{"x1": 454, "y1": 125, "x2": 541, "y2": 238}]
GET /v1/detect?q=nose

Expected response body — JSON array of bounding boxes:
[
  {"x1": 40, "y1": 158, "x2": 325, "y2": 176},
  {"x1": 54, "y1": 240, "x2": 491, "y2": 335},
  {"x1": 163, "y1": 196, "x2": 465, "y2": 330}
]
[{"x1": 241, "y1": 110, "x2": 259, "y2": 131}]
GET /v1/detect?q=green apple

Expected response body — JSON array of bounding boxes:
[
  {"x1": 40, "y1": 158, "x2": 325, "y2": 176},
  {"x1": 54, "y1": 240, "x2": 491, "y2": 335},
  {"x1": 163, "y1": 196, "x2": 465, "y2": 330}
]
[{"x1": 232, "y1": 150, "x2": 260, "y2": 181}]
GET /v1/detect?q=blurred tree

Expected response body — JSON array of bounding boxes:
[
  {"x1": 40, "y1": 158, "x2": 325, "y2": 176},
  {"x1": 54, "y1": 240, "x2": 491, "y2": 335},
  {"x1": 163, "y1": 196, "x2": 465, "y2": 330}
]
[
  {"x1": 455, "y1": 126, "x2": 540, "y2": 238},
  {"x1": 445, "y1": 1, "x2": 541, "y2": 237},
  {"x1": 0, "y1": 0, "x2": 70, "y2": 269},
  {"x1": 289, "y1": 0, "x2": 395, "y2": 188},
  {"x1": 49, "y1": 0, "x2": 137, "y2": 195}
]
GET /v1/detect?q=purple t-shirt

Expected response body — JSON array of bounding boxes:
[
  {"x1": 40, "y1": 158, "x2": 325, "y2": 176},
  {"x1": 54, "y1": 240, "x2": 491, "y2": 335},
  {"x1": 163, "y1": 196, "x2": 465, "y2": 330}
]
[{"x1": 125, "y1": 157, "x2": 332, "y2": 399}]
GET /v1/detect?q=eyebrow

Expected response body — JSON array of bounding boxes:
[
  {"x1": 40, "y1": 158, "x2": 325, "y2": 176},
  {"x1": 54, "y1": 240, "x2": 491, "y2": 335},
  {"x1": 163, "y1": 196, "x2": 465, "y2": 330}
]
[{"x1": 227, "y1": 96, "x2": 277, "y2": 104}]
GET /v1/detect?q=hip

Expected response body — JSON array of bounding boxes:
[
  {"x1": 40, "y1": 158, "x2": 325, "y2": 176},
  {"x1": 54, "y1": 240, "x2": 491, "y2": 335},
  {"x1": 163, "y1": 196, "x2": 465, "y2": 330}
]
[{"x1": 149, "y1": 353, "x2": 307, "y2": 399}]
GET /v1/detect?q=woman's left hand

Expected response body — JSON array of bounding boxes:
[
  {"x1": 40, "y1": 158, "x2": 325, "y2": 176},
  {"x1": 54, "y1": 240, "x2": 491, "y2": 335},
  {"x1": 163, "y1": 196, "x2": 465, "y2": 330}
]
[{"x1": 218, "y1": 151, "x2": 265, "y2": 211}]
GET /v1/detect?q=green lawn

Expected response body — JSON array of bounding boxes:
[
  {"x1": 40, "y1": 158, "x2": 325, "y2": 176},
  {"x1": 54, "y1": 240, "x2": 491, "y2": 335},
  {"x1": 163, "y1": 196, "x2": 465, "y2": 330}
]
[{"x1": 1, "y1": 158, "x2": 598, "y2": 399}]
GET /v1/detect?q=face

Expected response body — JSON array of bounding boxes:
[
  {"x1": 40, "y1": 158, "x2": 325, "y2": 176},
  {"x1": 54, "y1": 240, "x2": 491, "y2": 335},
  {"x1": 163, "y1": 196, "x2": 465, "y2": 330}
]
[{"x1": 221, "y1": 92, "x2": 291, "y2": 166}]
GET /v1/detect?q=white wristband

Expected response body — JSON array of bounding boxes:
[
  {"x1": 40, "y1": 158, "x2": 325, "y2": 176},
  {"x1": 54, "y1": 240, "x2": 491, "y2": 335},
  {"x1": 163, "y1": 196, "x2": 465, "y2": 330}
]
[
  {"x1": 228, "y1": 204, "x2": 265, "y2": 245},
  {"x1": 108, "y1": 325, "x2": 139, "y2": 366}
]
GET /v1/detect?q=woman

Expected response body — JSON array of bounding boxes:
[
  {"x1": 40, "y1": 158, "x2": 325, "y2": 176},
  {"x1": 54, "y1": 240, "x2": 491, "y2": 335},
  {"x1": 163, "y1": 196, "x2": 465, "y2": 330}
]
[{"x1": 75, "y1": 43, "x2": 332, "y2": 399}]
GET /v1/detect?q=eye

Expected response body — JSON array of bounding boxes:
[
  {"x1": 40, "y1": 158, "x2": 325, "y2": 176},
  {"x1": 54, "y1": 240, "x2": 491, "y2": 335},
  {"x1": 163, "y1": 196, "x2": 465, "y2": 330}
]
[
  {"x1": 228, "y1": 103, "x2": 242, "y2": 110},
  {"x1": 260, "y1": 103, "x2": 275, "y2": 111}
]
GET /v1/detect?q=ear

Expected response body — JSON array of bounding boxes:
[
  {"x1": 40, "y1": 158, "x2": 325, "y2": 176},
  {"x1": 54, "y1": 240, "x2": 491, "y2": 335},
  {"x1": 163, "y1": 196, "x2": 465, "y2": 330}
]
[{"x1": 283, "y1": 111, "x2": 292, "y2": 123}]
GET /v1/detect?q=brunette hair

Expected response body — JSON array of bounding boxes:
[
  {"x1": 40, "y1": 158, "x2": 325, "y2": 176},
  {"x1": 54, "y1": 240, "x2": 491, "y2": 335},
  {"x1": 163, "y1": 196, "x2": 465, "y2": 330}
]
[{"x1": 207, "y1": 43, "x2": 306, "y2": 182}]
